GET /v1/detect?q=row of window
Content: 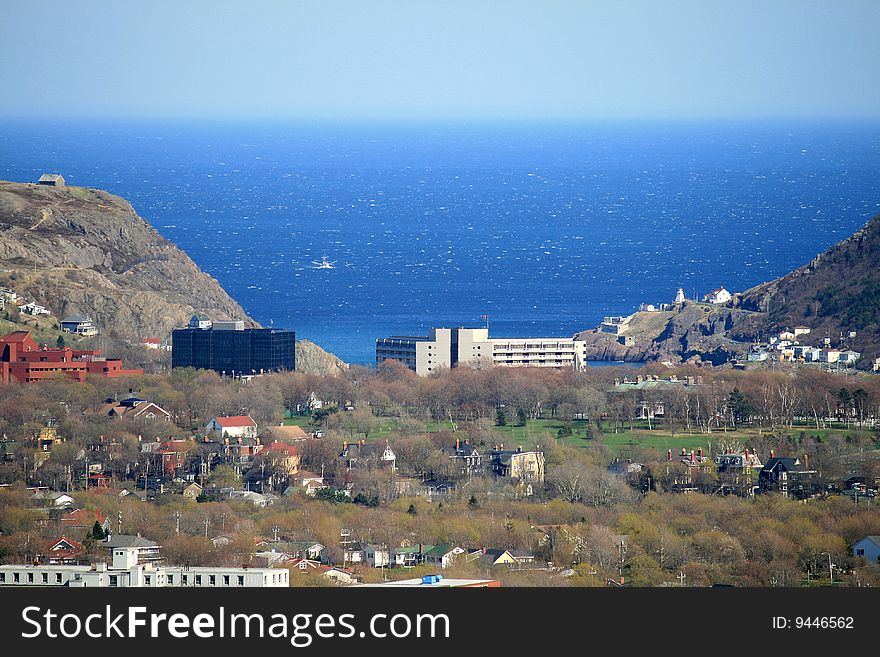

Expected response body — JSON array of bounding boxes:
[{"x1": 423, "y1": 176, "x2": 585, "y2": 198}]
[
  {"x1": 0, "y1": 571, "x2": 64, "y2": 584},
  {"x1": 0, "y1": 571, "x2": 285, "y2": 587}
]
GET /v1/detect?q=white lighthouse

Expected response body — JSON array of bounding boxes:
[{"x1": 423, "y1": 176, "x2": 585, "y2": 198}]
[{"x1": 674, "y1": 287, "x2": 686, "y2": 304}]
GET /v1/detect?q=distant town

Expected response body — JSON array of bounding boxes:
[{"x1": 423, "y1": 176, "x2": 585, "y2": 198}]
[{"x1": 0, "y1": 171, "x2": 878, "y2": 588}]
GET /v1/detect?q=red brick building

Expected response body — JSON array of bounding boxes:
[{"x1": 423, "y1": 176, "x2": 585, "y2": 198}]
[{"x1": 0, "y1": 331, "x2": 143, "y2": 383}]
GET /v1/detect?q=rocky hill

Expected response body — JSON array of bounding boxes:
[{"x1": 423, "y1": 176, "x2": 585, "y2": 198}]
[
  {"x1": 576, "y1": 214, "x2": 880, "y2": 369},
  {"x1": 738, "y1": 214, "x2": 880, "y2": 363},
  {"x1": 0, "y1": 180, "x2": 345, "y2": 373}
]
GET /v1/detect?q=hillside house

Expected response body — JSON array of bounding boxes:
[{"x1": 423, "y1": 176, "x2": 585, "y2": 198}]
[
  {"x1": 37, "y1": 173, "x2": 65, "y2": 187},
  {"x1": 759, "y1": 457, "x2": 818, "y2": 499},
  {"x1": 448, "y1": 439, "x2": 483, "y2": 476},
  {"x1": 838, "y1": 350, "x2": 861, "y2": 365},
  {"x1": 819, "y1": 349, "x2": 841, "y2": 363},
  {"x1": 488, "y1": 446, "x2": 545, "y2": 483},
  {"x1": 102, "y1": 395, "x2": 171, "y2": 421},
  {"x1": 21, "y1": 302, "x2": 50, "y2": 316},
  {"x1": 852, "y1": 536, "x2": 880, "y2": 565},
  {"x1": 422, "y1": 545, "x2": 466, "y2": 569},
  {"x1": 61, "y1": 315, "x2": 98, "y2": 336},
  {"x1": 339, "y1": 440, "x2": 397, "y2": 471},
  {"x1": 703, "y1": 287, "x2": 732, "y2": 304}
]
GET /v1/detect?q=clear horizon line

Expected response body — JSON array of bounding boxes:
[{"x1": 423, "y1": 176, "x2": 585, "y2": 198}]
[{"x1": 3, "y1": 114, "x2": 880, "y2": 124}]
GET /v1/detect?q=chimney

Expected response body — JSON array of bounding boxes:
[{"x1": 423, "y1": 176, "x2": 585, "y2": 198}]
[
  {"x1": 804, "y1": 453, "x2": 809, "y2": 469},
  {"x1": 690, "y1": 450, "x2": 695, "y2": 463},
  {"x1": 697, "y1": 448, "x2": 702, "y2": 460},
  {"x1": 770, "y1": 449, "x2": 775, "y2": 458},
  {"x1": 455, "y1": 438, "x2": 460, "y2": 450},
  {"x1": 667, "y1": 449, "x2": 672, "y2": 462}
]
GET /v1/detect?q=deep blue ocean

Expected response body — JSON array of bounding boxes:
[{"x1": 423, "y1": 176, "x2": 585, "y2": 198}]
[{"x1": 2, "y1": 119, "x2": 879, "y2": 364}]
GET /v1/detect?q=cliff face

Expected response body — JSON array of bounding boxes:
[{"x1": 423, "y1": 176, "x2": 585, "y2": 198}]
[{"x1": 0, "y1": 180, "x2": 346, "y2": 373}]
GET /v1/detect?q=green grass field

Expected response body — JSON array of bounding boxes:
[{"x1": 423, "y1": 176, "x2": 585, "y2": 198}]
[{"x1": 287, "y1": 410, "x2": 868, "y2": 459}]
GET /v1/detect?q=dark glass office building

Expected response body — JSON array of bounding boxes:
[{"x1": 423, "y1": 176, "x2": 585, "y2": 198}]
[{"x1": 172, "y1": 327, "x2": 295, "y2": 375}]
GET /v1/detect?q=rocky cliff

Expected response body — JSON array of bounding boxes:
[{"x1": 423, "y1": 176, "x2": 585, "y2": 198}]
[
  {"x1": 0, "y1": 180, "x2": 345, "y2": 373},
  {"x1": 576, "y1": 214, "x2": 880, "y2": 369}
]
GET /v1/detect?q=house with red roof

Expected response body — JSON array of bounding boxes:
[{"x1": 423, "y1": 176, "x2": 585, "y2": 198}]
[
  {"x1": 207, "y1": 415, "x2": 258, "y2": 439},
  {"x1": 42, "y1": 536, "x2": 86, "y2": 565},
  {"x1": 62, "y1": 508, "x2": 111, "y2": 534},
  {"x1": 266, "y1": 441, "x2": 301, "y2": 475}
]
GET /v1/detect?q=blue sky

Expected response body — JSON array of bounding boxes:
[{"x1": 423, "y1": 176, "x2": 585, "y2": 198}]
[{"x1": 1, "y1": 0, "x2": 879, "y2": 119}]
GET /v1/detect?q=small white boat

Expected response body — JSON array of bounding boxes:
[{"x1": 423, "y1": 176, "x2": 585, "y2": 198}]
[{"x1": 312, "y1": 256, "x2": 336, "y2": 269}]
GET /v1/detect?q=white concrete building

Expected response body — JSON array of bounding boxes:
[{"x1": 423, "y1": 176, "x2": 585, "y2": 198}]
[
  {"x1": 377, "y1": 327, "x2": 587, "y2": 375},
  {"x1": 0, "y1": 547, "x2": 288, "y2": 587}
]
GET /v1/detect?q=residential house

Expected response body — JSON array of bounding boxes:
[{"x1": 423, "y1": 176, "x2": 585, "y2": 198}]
[
  {"x1": 390, "y1": 545, "x2": 428, "y2": 568},
  {"x1": 487, "y1": 446, "x2": 545, "y2": 483},
  {"x1": 189, "y1": 313, "x2": 213, "y2": 329},
  {"x1": 793, "y1": 326, "x2": 811, "y2": 336},
  {"x1": 228, "y1": 490, "x2": 273, "y2": 507},
  {"x1": 32, "y1": 491, "x2": 74, "y2": 508},
  {"x1": 60, "y1": 508, "x2": 110, "y2": 535},
  {"x1": 61, "y1": 315, "x2": 98, "y2": 336},
  {"x1": 703, "y1": 287, "x2": 732, "y2": 304},
  {"x1": 21, "y1": 302, "x2": 51, "y2": 316},
  {"x1": 480, "y1": 549, "x2": 537, "y2": 568},
  {"x1": 207, "y1": 415, "x2": 258, "y2": 439},
  {"x1": 102, "y1": 395, "x2": 171, "y2": 421},
  {"x1": 323, "y1": 566, "x2": 355, "y2": 585},
  {"x1": 0, "y1": 437, "x2": 17, "y2": 461},
  {"x1": 364, "y1": 545, "x2": 392, "y2": 568},
  {"x1": 714, "y1": 449, "x2": 763, "y2": 496},
  {"x1": 852, "y1": 536, "x2": 880, "y2": 565},
  {"x1": 448, "y1": 439, "x2": 483, "y2": 476},
  {"x1": 266, "y1": 441, "x2": 301, "y2": 475},
  {"x1": 140, "y1": 338, "x2": 162, "y2": 350},
  {"x1": 339, "y1": 440, "x2": 397, "y2": 471},
  {"x1": 265, "y1": 424, "x2": 310, "y2": 442},
  {"x1": 283, "y1": 471, "x2": 327, "y2": 497},
  {"x1": 608, "y1": 458, "x2": 643, "y2": 477},
  {"x1": 41, "y1": 536, "x2": 85, "y2": 565},
  {"x1": 422, "y1": 544, "x2": 466, "y2": 569},
  {"x1": 0, "y1": 289, "x2": 19, "y2": 304},
  {"x1": 819, "y1": 349, "x2": 841, "y2": 363},
  {"x1": 759, "y1": 456, "x2": 818, "y2": 499},
  {"x1": 182, "y1": 482, "x2": 203, "y2": 499},
  {"x1": 422, "y1": 479, "x2": 455, "y2": 498},
  {"x1": 839, "y1": 350, "x2": 861, "y2": 365}
]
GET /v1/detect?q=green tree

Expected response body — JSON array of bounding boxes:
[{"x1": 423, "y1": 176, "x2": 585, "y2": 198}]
[
  {"x1": 90, "y1": 520, "x2": 106, "y2": 540},
  {"x1": 495, "y1": 408, "x2": 506, "y2": 426},
  {"x1": 727, "y1": 388, "x2": 752, "y2": 428},
  {"x1": 515, "y1": 408, "x2": 527, "y2": 427},
  {"x1": 56, "y1": 335, "x2": 66, "y2": 349}
]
